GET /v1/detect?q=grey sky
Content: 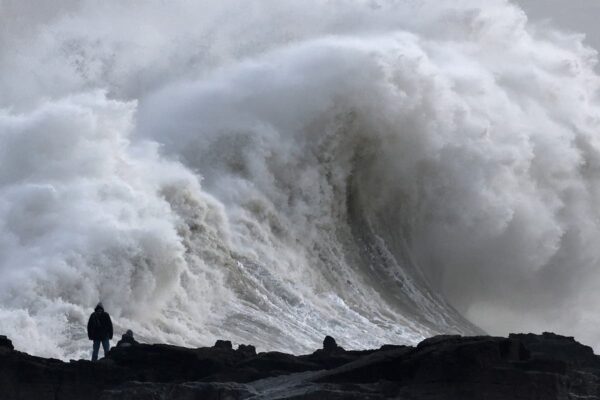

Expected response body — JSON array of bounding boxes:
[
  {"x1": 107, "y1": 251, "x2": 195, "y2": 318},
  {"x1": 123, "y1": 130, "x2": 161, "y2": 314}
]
[{"x1": 516, "y1": 0, "x2": 600, "y2": 52}]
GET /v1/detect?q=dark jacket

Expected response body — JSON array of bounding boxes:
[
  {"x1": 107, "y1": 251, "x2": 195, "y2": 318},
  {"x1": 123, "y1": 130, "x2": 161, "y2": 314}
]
[
  {"x1": 116, "y1": 335, "x2": 138, "y2": 348},
  {"x1": 87, "y1": 307, "x2": 113, "y2": 341}
]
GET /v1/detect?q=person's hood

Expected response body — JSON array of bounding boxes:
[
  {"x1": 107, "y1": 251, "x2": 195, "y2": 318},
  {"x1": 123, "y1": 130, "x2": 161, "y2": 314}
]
[{"x1": 94, "y1": 302, "x2": 104, "y2": 312}]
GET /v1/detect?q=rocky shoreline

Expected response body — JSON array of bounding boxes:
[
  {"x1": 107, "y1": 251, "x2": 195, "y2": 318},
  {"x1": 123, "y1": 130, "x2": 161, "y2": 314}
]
[{"x1": 1, "y1": 332, "x2": 600, "y2": 399}]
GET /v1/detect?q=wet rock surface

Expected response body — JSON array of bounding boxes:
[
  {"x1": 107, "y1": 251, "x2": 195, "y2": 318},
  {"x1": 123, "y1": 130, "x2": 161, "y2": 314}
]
[{"x1": 1, "y1": 333, "x2": 600, "y2": 399}]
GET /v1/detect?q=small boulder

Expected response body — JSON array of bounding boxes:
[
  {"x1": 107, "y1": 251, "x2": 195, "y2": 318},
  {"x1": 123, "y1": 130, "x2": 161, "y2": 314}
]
[
  {"x1": 0, "y1": 335, "x2": 14, "y2": 351},
  {"x1": 237, "y1": 344, "x2": 256, "y2": 356},
  {"x1": 323, "y1": 336, "x2": 344, "y2": 353},
  {"x1": 214, "y1": 340, "x2": 233, "y2": 350}
]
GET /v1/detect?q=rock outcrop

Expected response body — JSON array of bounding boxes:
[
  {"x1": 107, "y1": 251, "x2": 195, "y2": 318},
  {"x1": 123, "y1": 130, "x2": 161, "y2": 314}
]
[
  {"x1": 1, "y1": 333, "x2": 599, "y2": 399},
  {"x1": 0, "y1": 336, "x2": 13, "y2": 351}
]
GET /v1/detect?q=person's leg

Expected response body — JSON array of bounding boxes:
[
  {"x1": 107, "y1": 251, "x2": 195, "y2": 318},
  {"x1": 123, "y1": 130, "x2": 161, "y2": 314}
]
[
  {"x1": 92, "y1": 340, "x2": 100, "y2": 361},
  {"x1": 101, "y1": 338, "x2": 110, "y2": 357}
]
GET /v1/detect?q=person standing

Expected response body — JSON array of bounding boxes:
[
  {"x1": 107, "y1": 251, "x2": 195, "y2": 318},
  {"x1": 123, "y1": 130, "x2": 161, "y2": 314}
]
[{"x1": 87, "y1": 302, "x2": 113, "y2": 361}]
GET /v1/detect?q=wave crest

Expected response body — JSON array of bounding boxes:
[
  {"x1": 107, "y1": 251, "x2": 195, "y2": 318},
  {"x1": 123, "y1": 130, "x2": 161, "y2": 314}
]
[{"x1": 1, "y1": 0, "x2": 600, "y2": 358}]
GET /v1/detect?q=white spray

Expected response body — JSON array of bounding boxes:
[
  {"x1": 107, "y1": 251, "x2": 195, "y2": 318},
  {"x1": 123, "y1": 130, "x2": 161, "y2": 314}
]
[{"x1": 1, "y1": 0, "x2": 600, "y2": 359}]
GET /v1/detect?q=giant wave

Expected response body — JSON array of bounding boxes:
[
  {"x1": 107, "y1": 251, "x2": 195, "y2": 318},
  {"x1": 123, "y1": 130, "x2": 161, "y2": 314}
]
[{"x1": 1, "y1": 0, "x2": 600, "y2": 359}]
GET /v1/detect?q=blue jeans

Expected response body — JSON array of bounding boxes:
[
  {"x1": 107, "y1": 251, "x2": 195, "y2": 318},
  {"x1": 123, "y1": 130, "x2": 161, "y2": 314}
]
[{"x1": 92, "y1": 338, "x2": 110, "y2": 361}]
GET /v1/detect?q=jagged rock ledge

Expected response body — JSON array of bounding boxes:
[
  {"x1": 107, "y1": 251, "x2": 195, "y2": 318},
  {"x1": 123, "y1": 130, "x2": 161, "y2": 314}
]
[{"x1": 1, "y1": 332, "x2": 600, "y2": 399}]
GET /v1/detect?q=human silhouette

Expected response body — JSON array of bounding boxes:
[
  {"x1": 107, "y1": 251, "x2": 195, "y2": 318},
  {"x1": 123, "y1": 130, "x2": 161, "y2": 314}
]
[
  {"x1": 116, "y1": 329, "x2": 138, "y2": 348},
  {"x1": 87, "y1": 302, "x2": 113, "y2": 361}
]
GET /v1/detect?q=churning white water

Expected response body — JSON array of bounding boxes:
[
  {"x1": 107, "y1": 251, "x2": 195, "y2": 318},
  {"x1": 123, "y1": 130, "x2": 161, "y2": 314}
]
[{"x1": 1, "y1": 0, "x2": 600, "y2": 359}]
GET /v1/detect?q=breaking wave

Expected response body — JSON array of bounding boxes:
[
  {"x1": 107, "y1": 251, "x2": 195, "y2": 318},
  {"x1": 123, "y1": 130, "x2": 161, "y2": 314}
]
[{"x1": 1, "y1": 0, "x2": 600, "y2": 359}]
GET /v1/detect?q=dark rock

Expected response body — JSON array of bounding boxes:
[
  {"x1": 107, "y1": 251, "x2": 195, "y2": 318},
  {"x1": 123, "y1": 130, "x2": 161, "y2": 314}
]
[
  {"x1": 416, "y1": 334, "x2": 462, "y2": 350},
  {"x1": 213, "y1": 340, "x2": 232, "y2": 350},
  {"x1": 297, "y1": 335, "x2": 353, "y2": 370},
  {"x1": 236, "y1": 344, "x2": 256, "y2": 356},
  {"x1": 0, "y1": 336, "x2": 13, "y2": 351},
  {"x1": 2, "y1": 332, "x2": 600, "y2": 399},
  {"x1": 323, "y1": 335, "x2": 338, "y2": 352},
  {"x1": 99, "y1": 381, "x2": 256, "y2": 400},
  {"x1": 317, "y1": 335, "x2": 600, "y2": 399},
  {"x1": 237, "y1": 351, "x2": 321, "y2": 375},
  {"x1": 302, "y1": 348, "x2": 373, "y2": 370},
  {"x1": 379, "y1": 344, "x2": 405, "y2": 351},
  {"x1": 322, "y1": 335, "x2": 345, "y2": 353},
  {"x1": 510, "y1": 332, "x2": 600, "y2": 369}
]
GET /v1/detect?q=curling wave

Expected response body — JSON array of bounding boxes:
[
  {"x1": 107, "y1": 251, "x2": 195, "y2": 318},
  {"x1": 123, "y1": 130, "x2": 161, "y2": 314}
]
[{"x1": 1, "y1": 0, "x2": 600, "y2": 359}]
